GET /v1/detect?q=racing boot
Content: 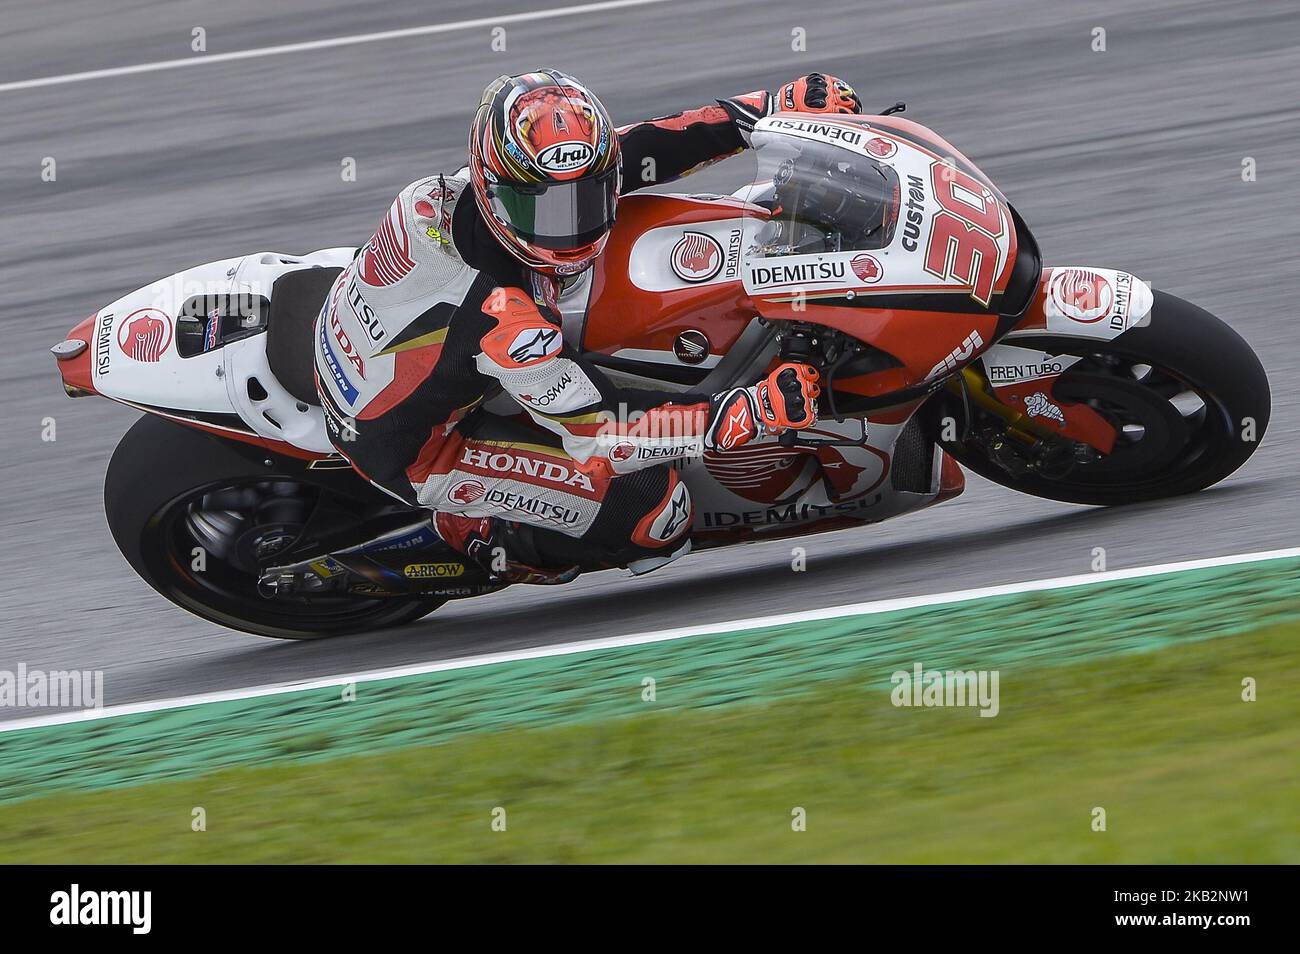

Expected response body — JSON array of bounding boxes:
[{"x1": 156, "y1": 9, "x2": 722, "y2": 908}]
[{"x1": 432, "y1": 512, "x2": 580, "y2": 586}]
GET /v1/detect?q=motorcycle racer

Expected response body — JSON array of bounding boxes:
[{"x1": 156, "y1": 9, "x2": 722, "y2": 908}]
[{"x1": 313, "y1": 69, "x2": 860, "y2": 582}]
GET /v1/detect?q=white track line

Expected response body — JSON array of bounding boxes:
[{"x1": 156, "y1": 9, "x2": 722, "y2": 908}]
[
  {"x1": 2, "y1": 545, "x2": 1297, "y2": 735},
  {"x1": 0, "y1": 0, "x2": 672, "y2": 94}
]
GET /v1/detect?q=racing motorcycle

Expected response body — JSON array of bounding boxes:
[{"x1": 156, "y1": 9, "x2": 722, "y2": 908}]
[{"x1": 51, "y1": 107, "x2": 1270, "y2": 638}]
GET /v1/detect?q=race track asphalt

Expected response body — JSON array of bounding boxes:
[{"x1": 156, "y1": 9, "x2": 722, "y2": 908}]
[{"x1": 1, "y1": 0, "x2": 1297, "y2": 716}]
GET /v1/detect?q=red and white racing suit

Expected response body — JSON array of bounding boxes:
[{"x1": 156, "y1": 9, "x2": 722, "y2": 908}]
[{"x1": 311, "y1": 94, "x2": 776, "y2": 571}]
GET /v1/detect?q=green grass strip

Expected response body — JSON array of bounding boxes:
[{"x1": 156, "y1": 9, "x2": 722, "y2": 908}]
[
  {"x1": 1, "y1": 556, "x2": 1297, "y2": 805},
  {"x1": 0, "y1": 620, "x2": 1295, "y2": 863}
]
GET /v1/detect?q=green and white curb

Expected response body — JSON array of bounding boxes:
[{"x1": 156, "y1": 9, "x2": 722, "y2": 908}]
[{"x1": 1, "y1": 548, "x2": 1297, "y2": 803}]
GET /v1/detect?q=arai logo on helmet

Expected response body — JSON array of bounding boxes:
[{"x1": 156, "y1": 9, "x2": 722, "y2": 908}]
[{"x1": 536, "y1": 140, "x2": 595, "y2": 173}]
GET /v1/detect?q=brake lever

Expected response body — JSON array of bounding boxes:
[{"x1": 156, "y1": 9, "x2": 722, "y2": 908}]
[
  {"x1": 878, "y1": 101, "x2": 907, "y2": 116},
  {"x1": 778, "y1": 419, "x2": 868, "y2": 448}
]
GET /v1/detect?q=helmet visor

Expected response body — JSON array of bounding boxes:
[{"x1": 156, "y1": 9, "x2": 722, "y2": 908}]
[{"x1": 487, "y1": 167, "x2": 619, "y2": 251}]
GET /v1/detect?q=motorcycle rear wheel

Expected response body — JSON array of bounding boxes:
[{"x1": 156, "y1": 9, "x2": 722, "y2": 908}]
[{"x1": 104, "y1": 415, "x2": 443, "y2": 639}]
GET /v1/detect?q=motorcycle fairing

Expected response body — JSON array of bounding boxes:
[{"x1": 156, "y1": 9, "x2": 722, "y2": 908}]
[
  {"x1": 61, "y1": 248, "x2": 356, "y2": 456},
  {"x1": 734, "y1": 114, "x2": 1033, "y2": 399},
  {"x1": 684, "y1": 416, "x2": 962, "y2": 542},
  {"x1": 580, "y1": 193, "x2": 758, "y2": 378},
  {"x1": 971, "y1": 266, "x2": 1155, "y2": 452},
  {"x1": 1007, "y1": 266, "x2": 1155, "y2": 341}
]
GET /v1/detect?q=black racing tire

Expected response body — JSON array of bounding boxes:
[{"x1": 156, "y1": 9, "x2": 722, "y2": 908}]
[
  {"x1": 936, "y1": 291, "x2": 1270, "y2": 506},
  {"x1": 104, "y1": 415, "x2": 443, "y2": 639}
]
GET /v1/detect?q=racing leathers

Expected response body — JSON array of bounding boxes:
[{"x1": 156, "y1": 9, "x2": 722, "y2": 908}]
[{"x1": 312, "y1": 93, "x2": 822, "y2": 578}]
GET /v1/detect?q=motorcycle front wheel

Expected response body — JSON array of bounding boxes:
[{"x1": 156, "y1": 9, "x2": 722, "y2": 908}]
[{"x1": 934, "y1": 291, "x2": 1270, "y2": 506}]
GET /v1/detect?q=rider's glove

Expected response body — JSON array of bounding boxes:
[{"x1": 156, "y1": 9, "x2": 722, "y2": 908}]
[
  {"x1": 776, "y1": 73, "x2": 863, "y2": 115},
  {"x1": 719, "y1": 73, "x2": 862, "y2": 143},
  {"x1": 705, "y1": 362, "x2": 822, "y2": 451}
]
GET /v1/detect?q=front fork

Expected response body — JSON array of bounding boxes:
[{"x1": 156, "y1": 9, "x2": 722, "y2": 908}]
[
  {"x1": 946, "y1": 366, "x2": 1102, "y2": 478},
  {"x1": 949, "y1": 367, "x2": 1060, "y2": 442}
]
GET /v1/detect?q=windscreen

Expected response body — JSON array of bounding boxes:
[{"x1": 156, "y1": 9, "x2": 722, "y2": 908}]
[{"x1": 738, "y1": 124, "x2": 901, "y2": 258}]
